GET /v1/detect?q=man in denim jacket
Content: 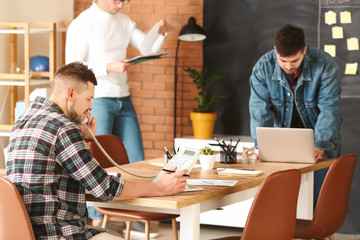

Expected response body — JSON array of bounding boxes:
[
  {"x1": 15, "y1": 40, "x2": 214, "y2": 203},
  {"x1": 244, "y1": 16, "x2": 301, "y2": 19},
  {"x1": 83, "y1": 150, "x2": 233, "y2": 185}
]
[{"x1": 249, "y1": 24, "x2": 342, "y2": 206}]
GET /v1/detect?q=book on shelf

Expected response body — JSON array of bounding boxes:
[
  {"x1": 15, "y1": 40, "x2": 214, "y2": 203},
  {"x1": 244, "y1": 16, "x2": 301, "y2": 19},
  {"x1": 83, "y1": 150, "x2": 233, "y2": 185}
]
[{"x1": 126, "y1": 52, "x2": 167, "y2": 64}]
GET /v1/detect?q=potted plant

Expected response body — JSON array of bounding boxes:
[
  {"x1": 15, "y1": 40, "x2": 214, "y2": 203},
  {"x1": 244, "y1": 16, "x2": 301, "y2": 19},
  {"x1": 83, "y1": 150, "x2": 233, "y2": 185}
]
[
  {"x1": 199, "y1": 146, "x2": 216, "y2": 169},
  {"x1": 185, "y1": 67, "x2": 229, "y2": 139}
]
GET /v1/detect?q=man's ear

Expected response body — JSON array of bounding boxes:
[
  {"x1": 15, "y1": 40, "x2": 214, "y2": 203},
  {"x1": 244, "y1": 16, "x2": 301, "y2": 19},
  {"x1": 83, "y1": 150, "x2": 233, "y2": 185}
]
[
  {"x1": 67, "y1": 87, "x2": 76, "y2": 102},
  {"x1": 303, "y1": 46, "x2": 307, "y2": 54}
]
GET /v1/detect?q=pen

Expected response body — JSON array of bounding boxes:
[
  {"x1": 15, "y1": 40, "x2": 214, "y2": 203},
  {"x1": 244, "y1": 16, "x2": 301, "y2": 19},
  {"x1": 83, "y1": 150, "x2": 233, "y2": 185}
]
[
  {"x1": 215, "y1": 137, "x2": 228, "y2": 153},
  {"x1": 164, "y1": 146, "x2": 172, "y2": 159},
  {"x1": 162, "y1": 168, "x2": 190, "y2": 177},
  {"x1": 231, "y1": 138, "x2": 241, "y2": 154}
]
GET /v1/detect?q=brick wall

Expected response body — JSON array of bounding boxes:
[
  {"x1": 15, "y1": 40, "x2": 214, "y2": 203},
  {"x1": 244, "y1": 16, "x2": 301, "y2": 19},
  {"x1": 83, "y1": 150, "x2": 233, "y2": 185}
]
[{"x1": 73, "y1": 0, "x2": 204, "y2": 159}]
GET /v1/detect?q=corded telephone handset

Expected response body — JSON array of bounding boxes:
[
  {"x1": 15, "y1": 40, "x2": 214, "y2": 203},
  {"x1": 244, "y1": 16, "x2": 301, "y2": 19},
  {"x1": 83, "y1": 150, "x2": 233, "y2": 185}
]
[
  {"x1": 82, "y1": 117, "x2": 203, "y2": 192},
  {"x1": 81, "y1": 117, "x2": 157, "y2": 178}
]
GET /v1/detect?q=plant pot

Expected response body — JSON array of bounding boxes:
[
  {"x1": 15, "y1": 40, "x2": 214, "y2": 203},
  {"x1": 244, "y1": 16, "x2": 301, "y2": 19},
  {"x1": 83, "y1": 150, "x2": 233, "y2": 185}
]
[
  {"x1": 199, "y1": 154, "x2": 216, "y2": 169},
  {"x1": 190, "y1": 111, "x2": 217, "y2": 139}
]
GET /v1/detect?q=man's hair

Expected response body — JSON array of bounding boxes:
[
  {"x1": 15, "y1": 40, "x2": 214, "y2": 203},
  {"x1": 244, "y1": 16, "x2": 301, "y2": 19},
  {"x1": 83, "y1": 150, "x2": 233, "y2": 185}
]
[
  {"x1": 275, "y1": 24, "x2": 305, "y2": 56},
  {"x1": 53, "y1": 62, "x2": 97, "y2": 89}
]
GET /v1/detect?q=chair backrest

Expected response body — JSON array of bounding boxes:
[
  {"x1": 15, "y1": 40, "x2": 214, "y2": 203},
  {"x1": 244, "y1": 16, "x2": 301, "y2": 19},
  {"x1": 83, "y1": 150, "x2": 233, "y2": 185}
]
[
  {"x1": 0, "y1": 176, "x2": 35, "y2": 240},
  {"x1": 89, "y1": 134, "x2": 130, "y2": 168},
  {"x1": 241, "y1": 169, "x2": 301, "y2": 240},
  {"x1": 310, "y1": 154, "x2": 357, "y2": 238}
]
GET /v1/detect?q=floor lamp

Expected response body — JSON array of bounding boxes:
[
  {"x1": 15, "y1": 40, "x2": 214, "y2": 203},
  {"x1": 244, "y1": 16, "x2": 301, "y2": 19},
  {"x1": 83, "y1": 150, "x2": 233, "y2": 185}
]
[{"x1": 174, "y1": 17, "x2": 206, "y2": 138}]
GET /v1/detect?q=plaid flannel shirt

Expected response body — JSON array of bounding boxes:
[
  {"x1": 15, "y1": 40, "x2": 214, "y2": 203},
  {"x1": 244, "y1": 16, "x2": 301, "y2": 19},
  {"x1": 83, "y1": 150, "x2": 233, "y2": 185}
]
[{"x1": 6, "y1": 97, "x2": 124, "y2": 240}]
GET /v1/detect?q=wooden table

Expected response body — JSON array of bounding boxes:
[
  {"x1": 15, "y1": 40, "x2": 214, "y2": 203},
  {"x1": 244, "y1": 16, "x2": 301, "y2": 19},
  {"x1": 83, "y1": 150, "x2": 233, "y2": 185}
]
[{"x1": 86, "y1": 158, "x2": 335, "y2": 240}]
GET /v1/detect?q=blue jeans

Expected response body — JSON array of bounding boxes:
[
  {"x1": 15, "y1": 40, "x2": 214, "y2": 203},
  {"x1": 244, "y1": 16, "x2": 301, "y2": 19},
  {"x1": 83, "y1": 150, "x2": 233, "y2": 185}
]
[
  {"x1": 314, "y1": 167, "x2": 328, "y2": 211},
  {"x1": 88, "y1": 96, "x2": 145, "y2": 219},
  {"x1": 91, "y1": 96, "x2": 144, "y2": 163}
]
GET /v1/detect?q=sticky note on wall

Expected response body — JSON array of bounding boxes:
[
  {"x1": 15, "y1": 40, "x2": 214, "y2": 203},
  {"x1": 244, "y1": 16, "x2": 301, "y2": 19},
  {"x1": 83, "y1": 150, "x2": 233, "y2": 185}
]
[
  {"x1": 325, "y1": 11, "x2": 337, "y2": 25},
  {"x1": 347, "y1": 38, "x2": 359, "y2": 51},
  {"x1": 324, "y1": 45, "x2": 336, "y2": 57},
  {"x1": 340, "y1": 11, "x2": 352, "y2": 24},
  {"x1": 332, "y1": 26, "x2": 344, "y2": 39},
  {"x1": 345, "y1": 63, "x2": 358, "y2": 75}
]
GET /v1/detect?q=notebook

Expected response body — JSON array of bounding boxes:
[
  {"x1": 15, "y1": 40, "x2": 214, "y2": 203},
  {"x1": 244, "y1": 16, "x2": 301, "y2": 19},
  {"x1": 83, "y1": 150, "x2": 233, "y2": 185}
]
[{"x1": 256, "y1": 127, "x2": 316, "y2": 164}]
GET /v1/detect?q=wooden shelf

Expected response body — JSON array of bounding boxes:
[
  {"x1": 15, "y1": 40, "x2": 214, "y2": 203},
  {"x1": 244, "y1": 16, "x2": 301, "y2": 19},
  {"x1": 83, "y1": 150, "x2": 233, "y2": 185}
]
[
  {"x1": 0, "y1": 22, "x2": 56, "y2": 132},
  {"x1": 0, "y1": 79, "x2": 51, "y2": 86}
]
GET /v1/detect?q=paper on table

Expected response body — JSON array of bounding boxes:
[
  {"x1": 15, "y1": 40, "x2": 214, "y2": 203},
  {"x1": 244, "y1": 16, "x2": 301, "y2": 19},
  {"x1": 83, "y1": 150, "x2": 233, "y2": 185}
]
[
  {"x1": 218, "y1": 169, "x2": 263, "y2": 177},
  {"x1": 186, "y1": 179, "x2": 237, "y2": 186},
  {"x1": 149, "y1": 160, "x2": 201, "y2": 168}
]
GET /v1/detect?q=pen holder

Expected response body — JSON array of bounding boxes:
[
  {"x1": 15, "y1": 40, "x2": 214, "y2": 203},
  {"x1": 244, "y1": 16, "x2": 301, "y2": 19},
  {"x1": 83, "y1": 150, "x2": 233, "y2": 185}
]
[{"x1": 220, "y1": 150, "x2": 237, "y2": 164}]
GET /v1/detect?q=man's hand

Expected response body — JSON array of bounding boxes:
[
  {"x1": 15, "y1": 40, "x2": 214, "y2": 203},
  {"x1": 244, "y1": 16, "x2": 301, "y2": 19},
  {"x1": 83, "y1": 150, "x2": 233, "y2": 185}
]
[
  {"x1": 106, "y1": 60, "x2": 130, "y2": 74},
  {"x1": 78, "y1": 113, "x2": 97, "y2": 141},
  {"x1": 158, "y1": 19, "x2": 168, "y2": 36},
  {"x1": 315, "y1": 148, "x2": 324, "y2": 161},
  {"x1": 154, "y1": 169, "x2": 188, "y2": 195}
]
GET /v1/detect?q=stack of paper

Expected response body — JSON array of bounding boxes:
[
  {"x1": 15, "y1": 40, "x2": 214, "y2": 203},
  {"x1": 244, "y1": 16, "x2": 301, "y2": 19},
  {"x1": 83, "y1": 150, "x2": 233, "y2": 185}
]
[
  {"x1": 186, "y1": 179, "x2": 237, "y2": 186},
  {"x1": 217, "y1": 168, "x2": 263, "y2": 177}
]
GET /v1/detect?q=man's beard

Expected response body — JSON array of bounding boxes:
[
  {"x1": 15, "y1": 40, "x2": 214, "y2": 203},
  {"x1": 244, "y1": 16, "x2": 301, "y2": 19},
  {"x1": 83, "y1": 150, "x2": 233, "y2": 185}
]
[
  {"x1": 68, "y1": 101, "x2": 83, "y2": 124},
  {"x1": 283, "y1": 68, "x2": 297, "y2": 75}
]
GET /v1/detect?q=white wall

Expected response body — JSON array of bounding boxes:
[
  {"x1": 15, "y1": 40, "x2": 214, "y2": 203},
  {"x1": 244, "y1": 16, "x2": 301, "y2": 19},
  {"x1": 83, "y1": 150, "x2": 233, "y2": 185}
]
[{"x1": 0, "y1": 0, "x2": 74, "y2": 168}]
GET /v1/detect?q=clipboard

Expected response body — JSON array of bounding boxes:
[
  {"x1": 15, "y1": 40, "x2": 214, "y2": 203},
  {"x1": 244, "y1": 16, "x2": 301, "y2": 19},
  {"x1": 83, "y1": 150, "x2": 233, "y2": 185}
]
[{"x1": 126, "y1": 52, "x2": 167, "y2": 64}]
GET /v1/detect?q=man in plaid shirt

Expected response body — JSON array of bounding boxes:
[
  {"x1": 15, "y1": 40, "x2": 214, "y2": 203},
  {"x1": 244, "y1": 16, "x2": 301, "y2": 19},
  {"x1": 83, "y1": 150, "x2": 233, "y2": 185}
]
[{"x1": 6, "y1": 62, "x2": 187, "y2": 240}]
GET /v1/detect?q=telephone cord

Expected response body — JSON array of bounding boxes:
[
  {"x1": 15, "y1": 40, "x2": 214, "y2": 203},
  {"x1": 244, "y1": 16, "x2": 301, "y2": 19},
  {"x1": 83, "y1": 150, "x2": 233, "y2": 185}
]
[{"x1": 86, "y1": 126, "x2": 157, "y2": 178}]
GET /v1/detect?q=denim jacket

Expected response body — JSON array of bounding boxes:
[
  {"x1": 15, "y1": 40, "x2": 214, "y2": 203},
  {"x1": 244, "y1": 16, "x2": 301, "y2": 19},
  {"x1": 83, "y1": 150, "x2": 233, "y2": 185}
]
[{"x1": 249, "y1": 46, "x2": 342, "y2": 158}]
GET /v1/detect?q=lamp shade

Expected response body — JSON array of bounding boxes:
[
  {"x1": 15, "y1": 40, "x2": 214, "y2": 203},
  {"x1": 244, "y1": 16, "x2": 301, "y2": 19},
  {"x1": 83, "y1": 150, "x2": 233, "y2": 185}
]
[{"x1": 178, "y1": 17, "x2": 206, "y2": 41}]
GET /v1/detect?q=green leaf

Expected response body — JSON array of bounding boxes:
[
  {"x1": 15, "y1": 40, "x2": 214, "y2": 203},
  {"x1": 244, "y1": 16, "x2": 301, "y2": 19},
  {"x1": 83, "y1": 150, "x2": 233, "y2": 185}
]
[
  {"x1": 200, "y1": 146, "x2": 214, "y2": 155},
  {"x1": 185, "y1": 67, "x2": 229, "y2": 113}
]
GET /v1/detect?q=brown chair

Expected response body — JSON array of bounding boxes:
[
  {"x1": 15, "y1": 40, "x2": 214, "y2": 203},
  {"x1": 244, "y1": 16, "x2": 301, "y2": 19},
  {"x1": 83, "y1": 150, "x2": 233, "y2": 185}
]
[
  {"x1": 0, "y1": 176, "x2": 35, "y2": 240},
  {"x1": 294, "y1": 154, "x2": 357, "y2": 240},
  {"x1": 89, "y1": 134, "x2": 179, "y2": 240},
  {"x1": 211, "y1": 169, "x2": 301, "y2": 240}
]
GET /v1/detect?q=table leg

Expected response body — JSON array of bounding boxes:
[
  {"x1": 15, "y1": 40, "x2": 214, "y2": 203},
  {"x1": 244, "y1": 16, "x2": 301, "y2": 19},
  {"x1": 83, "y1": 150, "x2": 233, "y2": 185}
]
[
  {"x1": 180, "y1": 203, "x2": 200, "y2": 240},
  {"x1": 297, "y1": 171, "x2": 314, "y2": 219}
]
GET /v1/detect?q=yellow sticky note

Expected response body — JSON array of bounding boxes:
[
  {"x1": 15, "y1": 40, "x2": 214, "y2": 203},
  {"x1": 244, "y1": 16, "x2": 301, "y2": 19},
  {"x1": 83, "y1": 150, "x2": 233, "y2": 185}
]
[
  {"x1": 324, "y1": 45, "x2": 336, "y2": 57},
  {"x1": 340, "y1": 11, "x2": 352, "y2": 24},
  {"x1": 332, "y1": 26, "x2": 344, "y2": 39},
  {"x1": 347, "y1": 38, "x2": 359, "y2": 51},
  {"x1": 325, "y1": 11, "x2": 337, "y2": 25},
  {"x1": 345, "y1": 63, "x2": 358, "y2": 75}
]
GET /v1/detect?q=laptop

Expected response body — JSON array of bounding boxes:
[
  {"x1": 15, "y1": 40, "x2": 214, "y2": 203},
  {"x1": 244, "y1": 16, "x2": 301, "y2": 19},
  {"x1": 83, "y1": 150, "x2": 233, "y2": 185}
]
[{"x1": 256, "y1": 127, "x2": 316, "y2": 163}]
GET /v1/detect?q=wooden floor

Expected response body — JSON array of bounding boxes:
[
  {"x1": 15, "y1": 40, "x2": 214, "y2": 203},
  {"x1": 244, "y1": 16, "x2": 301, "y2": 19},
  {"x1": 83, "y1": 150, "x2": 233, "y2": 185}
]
[{"x1": 106, "y1": 220, "x2": 360, "y2": 240}]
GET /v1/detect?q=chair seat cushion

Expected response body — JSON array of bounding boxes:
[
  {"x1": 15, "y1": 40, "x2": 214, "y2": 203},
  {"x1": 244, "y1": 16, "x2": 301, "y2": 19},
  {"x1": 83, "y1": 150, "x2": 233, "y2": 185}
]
[
  {"x1": 295, "y1": 218, "x2": 327, "y2": 239},
  {"x1": 294, "y1": 218, "x2": 312, "y2": 235}
]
